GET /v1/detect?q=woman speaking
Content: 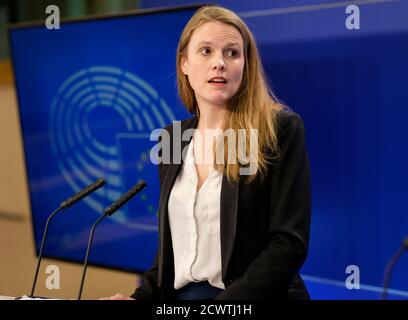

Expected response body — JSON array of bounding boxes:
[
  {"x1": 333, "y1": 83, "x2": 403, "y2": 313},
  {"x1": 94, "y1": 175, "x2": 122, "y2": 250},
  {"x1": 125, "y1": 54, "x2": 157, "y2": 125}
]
[{"x1": 101, "y1": 5, "x2": 311, "y2": 301}]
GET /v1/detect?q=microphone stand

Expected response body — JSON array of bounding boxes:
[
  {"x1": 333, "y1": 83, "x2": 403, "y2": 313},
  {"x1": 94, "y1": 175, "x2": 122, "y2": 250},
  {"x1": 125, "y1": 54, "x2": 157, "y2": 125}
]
[
  {"x1": 29, "y1": 207, "x2": 62, "y2": 298},
  {"x1": 77, "y1": 213, "x2": 108, "y2": 300},
  {"x1": 27, "y1": 178, "x2": 105, "y2": 299},
  {"x1": 77, "y1": 180, "x2": 146, "y2": 300}
]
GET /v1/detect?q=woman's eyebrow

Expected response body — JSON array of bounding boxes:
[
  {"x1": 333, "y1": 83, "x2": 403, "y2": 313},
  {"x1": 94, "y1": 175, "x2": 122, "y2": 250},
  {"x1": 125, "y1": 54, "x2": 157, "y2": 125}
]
[
  {"x1": 197, "y1": 40, "x2": 241, "y2": 47},
  {"x1": 197, "y1": 41, "x2": 212, "y2": 46}
]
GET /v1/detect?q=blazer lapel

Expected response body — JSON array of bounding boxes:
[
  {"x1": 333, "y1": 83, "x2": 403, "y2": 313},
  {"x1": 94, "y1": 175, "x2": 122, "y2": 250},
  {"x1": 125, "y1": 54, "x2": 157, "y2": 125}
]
[
  {"x1": 157, "y1": 161, "x2": 180, "y2": 287},
  {"x1": 220, "y1": 175, "x2": 239, "y2": 279}
]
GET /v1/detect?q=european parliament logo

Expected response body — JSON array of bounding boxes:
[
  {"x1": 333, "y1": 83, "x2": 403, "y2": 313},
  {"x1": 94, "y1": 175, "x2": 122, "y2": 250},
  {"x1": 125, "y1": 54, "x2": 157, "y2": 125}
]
[{"x1": 49, "y1": 65, "x2": 175, "y2": 229}]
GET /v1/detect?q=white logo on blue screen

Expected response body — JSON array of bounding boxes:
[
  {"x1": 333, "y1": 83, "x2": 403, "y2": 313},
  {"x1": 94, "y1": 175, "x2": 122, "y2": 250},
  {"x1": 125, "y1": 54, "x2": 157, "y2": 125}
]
[{"x1": 49, "y1": 66, "x2": 175, "y2": 228}]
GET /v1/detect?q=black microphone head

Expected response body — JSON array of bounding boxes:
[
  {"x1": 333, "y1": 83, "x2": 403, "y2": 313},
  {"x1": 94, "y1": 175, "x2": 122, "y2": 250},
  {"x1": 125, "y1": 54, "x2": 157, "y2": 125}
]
[
  {"x1": 132, "y1": 180, "x2": 147, "y2": 193},
  {"x1": 60, "y1": 178, "x2": 106, "y2": 209},
  {"x1": 103, "y1": 180, "x2": 147, "y2": 216}
]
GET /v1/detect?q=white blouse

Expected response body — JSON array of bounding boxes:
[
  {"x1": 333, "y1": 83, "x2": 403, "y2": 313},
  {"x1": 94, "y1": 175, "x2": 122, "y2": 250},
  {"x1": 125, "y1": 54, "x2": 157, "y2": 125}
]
[{"x1": 168, "y1": 137, "x2": 225, "y2": 290}]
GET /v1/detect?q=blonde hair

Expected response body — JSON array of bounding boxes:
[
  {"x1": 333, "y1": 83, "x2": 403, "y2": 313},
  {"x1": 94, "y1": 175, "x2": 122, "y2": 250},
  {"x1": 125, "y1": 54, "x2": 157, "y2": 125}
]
[{"x1": 176, "y1": 5, "x2": 283, "y2": 183}]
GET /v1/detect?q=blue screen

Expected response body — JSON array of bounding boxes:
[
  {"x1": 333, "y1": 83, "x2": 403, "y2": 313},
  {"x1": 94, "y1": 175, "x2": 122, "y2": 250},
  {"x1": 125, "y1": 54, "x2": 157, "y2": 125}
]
[{"x1": 9, "y1": 7, "x2": 197, "y2": 273}]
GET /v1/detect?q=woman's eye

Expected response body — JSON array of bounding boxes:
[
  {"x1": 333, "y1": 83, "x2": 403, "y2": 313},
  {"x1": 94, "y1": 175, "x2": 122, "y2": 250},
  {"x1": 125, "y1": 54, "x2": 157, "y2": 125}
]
[
  {"x1": 226, "y1": 50, "x2": 238, "y2": 57},
  {"x1": 200, "y1": 48, "x2": 211, "y2": 55}
]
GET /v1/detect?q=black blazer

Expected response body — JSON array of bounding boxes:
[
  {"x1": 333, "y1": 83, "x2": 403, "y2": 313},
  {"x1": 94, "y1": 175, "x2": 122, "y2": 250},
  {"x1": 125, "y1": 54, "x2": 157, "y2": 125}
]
[{"x1": 131, "y1": 108, "x2": 312, "y2": 300}]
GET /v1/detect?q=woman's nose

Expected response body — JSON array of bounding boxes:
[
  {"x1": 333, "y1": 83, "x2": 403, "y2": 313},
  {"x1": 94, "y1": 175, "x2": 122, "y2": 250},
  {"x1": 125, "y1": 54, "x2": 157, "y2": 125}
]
[{"x1": 212, "y1": 54, "x2": 226, "y2": 71}]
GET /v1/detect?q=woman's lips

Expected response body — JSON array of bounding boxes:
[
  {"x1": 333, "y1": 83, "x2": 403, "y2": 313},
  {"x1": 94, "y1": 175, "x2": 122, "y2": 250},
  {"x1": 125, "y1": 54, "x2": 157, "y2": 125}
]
[{"x1": 208, "y1": 81, "x2": 226, "y2": 87}]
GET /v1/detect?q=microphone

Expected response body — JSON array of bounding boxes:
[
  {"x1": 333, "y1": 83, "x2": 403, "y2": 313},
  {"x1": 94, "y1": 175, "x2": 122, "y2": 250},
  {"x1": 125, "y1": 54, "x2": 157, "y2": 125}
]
[
  {"x1": 59, "y1": 178, "x2": 106, "y2": 209},
  {"x1": 77, "y1": 180, "x2": 147, "y2": 300},
  {"x1": 381, "y1": 236, "x2": 408, "y2": 300},
  {"x1": 29, "y1": 178, "x2": 106, "y2": 298}
]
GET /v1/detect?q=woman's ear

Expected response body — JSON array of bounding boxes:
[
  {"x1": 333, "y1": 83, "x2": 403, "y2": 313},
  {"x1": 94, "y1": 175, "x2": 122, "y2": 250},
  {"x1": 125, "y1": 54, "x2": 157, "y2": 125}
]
[{"x1": 180, "y1": 56, "x2": 188, "y2": 76}]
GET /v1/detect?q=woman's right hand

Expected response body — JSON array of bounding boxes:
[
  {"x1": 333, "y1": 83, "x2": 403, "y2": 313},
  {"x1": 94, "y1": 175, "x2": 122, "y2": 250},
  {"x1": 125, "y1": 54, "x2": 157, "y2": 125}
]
[{"x1": 99, "y1": 293, "x2": 135, "y2": 300}]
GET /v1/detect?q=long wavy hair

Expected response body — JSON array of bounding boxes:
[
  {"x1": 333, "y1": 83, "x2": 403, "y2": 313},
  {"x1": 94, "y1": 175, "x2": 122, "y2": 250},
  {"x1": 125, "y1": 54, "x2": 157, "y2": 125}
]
[{"x1": 176, "y1": 5, "x2": 283, "y2": 183}]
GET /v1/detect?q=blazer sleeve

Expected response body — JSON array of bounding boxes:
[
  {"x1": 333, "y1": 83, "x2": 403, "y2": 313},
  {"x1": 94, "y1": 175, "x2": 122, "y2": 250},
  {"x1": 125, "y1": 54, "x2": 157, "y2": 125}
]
[
  {"x1": 215, "y1": 111, "x2": 312, "y2": 300},
  {"x1": 130, "y1": 251, "x2": 160, "y2": 300}
]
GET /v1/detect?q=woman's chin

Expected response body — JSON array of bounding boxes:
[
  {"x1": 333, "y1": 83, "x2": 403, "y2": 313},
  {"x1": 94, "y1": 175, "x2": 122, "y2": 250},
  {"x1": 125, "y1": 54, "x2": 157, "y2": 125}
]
[
  {"x1": 205, "y1": 96, "x2": 230, "y2": 107},
  {"x1": 196, "y1": 92, "x2": 232, "y2": 108}
]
